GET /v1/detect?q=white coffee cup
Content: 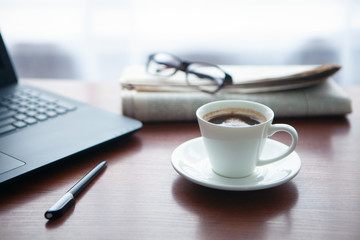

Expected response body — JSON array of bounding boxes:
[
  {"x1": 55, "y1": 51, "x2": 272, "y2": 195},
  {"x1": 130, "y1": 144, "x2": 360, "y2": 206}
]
[{"x1": 196, "y1": 100, "x2": 298, "y2": 178}]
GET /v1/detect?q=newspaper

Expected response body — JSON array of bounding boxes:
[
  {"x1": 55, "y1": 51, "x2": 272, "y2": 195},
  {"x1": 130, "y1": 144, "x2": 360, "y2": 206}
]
[
  {"x1": 120, "y1": 65, "x2": 352, "y2": 122},
  {"x1": 121, "y1": 64, "x2": 341, "y2": 93}
]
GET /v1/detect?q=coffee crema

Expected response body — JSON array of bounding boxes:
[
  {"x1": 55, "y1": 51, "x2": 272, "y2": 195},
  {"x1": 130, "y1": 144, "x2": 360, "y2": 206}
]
[{"x1": 203, "y1": 108, "x2": 266, "y2": 127}]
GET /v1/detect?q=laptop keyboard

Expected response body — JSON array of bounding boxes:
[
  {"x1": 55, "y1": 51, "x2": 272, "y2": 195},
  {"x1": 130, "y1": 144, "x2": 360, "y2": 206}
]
[{"x1": 0, "y1": 88, "x2": 77, "y2": 135}]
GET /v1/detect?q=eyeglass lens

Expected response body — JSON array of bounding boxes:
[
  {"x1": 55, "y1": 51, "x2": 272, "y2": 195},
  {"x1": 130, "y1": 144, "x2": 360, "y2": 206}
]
[
  {"x1": 147, "y1": 53, "x2": 181, "y2": 77},
  {"x1": 186, "y1": 63, "x2": 225, "y2": 93}
]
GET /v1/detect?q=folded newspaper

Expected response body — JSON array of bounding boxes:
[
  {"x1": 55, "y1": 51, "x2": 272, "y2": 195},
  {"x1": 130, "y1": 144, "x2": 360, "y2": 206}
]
[{"x1": 120, "y1": 65, "x2": 352, "y2": 122}]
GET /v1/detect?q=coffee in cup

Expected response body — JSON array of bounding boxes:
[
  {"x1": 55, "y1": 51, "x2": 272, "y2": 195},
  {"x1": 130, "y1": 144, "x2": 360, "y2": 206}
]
[{"x1": 203, "y1": 107, "x2": 266, "y2": 127}]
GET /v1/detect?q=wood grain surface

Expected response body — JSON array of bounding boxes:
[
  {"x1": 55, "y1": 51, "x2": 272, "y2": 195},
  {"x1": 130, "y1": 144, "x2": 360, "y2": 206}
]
[{"x1": 1, "y1": 79, "x2": 359, "y2": 240}]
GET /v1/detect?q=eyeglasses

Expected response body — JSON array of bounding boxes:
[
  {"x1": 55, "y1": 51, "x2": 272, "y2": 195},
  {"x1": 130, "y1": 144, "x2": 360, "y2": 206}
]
[{"x1": 146, "y1": 53, "x2": 233, "y2": 94}]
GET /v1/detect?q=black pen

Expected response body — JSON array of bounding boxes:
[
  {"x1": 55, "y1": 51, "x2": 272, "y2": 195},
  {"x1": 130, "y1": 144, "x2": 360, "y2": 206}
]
[{"x1": 44, "y1": 160, "x2": 107, "y2": 220}]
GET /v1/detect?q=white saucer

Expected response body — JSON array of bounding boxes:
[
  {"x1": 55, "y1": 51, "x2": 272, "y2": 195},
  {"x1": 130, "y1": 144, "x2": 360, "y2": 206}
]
[{"x1": 171, "y1": 137, "x2": 301, "y2": 191}]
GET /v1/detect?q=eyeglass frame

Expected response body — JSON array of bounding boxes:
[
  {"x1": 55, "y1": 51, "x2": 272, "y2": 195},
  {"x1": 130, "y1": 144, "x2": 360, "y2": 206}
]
[{"x1": 146, "y1": 53, "x2": 233, "y2": 94}]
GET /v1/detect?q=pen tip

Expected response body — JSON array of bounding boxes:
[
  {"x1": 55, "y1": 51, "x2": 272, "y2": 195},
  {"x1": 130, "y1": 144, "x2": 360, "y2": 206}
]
[{"x1": 45, "y1": 212, "x2": 53, "y2": 220}]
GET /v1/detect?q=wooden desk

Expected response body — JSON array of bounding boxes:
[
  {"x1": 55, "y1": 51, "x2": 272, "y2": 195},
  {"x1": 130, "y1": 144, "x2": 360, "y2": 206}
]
[{"x1": 1, "y1": 79, "x2": 359, "y2": 240}]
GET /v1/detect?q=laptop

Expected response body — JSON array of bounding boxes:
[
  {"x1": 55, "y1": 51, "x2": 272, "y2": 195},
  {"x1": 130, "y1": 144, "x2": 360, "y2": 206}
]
[{"x1": 0, "y1": 32, "x2": 142, "y2": 184}]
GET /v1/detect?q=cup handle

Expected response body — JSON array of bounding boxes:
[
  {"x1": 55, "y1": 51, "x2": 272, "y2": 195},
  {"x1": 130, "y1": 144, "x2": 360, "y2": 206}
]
[{"x1": 257, "y1": 124, "x2": 298, "y2": 166}]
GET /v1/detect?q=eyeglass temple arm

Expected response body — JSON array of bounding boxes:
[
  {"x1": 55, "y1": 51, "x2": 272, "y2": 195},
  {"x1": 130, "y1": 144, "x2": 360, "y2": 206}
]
[{"x1": 187, "y1": 70, "x2": 233, "y2": 86}]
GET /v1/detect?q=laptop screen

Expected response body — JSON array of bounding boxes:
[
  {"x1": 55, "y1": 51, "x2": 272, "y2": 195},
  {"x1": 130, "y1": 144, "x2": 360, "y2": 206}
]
[{"x1": 0, "y1": 32, "x2": 18, "y2": 87}]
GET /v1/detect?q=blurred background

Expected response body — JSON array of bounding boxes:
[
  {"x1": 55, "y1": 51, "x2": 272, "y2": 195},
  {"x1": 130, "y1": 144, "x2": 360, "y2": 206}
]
[{"x1": 0, "y1": 0, "x2": 359, "y2": 84}]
